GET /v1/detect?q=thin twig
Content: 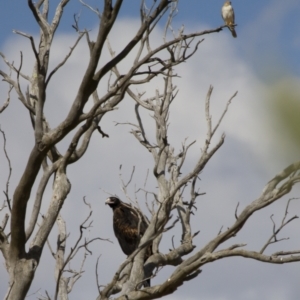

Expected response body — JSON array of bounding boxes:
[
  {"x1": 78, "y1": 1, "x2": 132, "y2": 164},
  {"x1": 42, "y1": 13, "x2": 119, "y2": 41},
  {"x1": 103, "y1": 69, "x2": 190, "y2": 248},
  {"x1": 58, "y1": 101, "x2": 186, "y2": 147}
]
[
  {"x1": 211, "y1": 91, "x2": 237, "y2": 137},
  {"x1": 234, "y1": 202, "x2": 240, "y2": 219},
  {"x1": 0, "y1": 85, "x2": 13, "y2": 113},
  {"x1": 0, "y1": 127, "x2": 12, "y2": 211},
  {"x1": 95, "y1": 255, "x2": 102, "y2": 294},
  {"x1": 79, "y1": 0, "x2": 101, "y2": 18},
  {"x1": 12, "y1": 30, "x2": 40, "y2": 67},
  {"x1": 46, "y1": 32, "x2": 85, "y2": 87},
  {"x1": 0, "y1": 52, "x2": 30, "y2": 81},
  {"x1": 260, "y1": 198, "x2": 299, "y2": 254}
]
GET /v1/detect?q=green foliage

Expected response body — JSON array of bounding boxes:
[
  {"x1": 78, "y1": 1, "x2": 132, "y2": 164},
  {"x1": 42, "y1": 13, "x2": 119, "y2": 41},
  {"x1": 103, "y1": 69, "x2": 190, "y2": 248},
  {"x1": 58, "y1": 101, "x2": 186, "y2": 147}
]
[{"x1": 270, "y1": 78, "x2": 300, "y2": 149}]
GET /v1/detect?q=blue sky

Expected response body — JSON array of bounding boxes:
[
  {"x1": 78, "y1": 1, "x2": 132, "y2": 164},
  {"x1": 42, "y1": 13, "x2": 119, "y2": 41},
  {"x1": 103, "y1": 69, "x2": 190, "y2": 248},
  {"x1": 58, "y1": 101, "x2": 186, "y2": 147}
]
[
  {"x1": 1, "y1": 0, "x2": 299, "y2": 79},
  {"x1": 1, "y1": 1, "x2": 300, "y2": 300}
]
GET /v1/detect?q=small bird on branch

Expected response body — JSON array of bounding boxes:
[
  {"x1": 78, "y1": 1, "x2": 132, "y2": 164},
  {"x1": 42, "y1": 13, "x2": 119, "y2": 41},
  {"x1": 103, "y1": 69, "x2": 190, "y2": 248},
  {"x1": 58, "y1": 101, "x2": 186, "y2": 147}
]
[{"x1": 222, "y1": 1, "x2": 237, "y2": 38}]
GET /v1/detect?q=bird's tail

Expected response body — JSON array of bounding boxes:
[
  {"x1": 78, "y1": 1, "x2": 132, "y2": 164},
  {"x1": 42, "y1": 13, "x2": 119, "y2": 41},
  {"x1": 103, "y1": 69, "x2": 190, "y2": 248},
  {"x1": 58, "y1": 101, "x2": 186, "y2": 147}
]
[
  {"x1": 143, "y1": 278, "x2": 151, "y2": 287},
  {"x1": 230, "y1": 27, "x2": 237, "y2": 38}
]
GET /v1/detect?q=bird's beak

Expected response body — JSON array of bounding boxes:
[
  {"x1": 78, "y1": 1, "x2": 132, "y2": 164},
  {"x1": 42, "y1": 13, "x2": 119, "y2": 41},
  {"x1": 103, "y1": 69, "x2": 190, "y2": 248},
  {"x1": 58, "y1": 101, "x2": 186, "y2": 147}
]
[{"x1": 105, "y1": 198, "x2": 112, "y2": 205}]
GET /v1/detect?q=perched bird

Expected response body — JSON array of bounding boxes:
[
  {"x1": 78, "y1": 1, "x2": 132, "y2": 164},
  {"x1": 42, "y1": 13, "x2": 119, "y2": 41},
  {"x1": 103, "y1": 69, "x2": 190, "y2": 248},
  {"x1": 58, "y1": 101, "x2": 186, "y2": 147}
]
[
  {"x1": 221, "y1": 1, "x2": 237, "y2": 38},
  {"x1": 105, "y1": 196, "x2": 152, "y2": 285}
]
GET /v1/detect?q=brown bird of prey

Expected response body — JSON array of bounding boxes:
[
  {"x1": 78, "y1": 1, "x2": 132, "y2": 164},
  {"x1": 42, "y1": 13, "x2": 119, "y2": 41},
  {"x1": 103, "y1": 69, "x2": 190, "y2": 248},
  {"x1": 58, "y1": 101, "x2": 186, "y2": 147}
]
[
  {"x1": 105, "y1": 196, "x2": 152, "y2": 286},
  {"x1": 222, "y1": 1, "x2": 237, "y2": 38}
]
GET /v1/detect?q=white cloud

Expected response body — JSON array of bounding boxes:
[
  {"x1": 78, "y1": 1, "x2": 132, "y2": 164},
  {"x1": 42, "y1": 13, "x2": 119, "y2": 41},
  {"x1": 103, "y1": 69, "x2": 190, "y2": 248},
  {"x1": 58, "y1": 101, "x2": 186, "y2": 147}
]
[{"x1": 0, "y1": 17, "x2": 299, "y2": 300}]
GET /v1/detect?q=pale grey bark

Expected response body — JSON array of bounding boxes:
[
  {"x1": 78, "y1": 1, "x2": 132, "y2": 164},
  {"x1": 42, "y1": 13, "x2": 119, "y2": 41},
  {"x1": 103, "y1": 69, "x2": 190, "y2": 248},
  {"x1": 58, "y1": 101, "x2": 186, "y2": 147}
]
[
  {"x1": 1, "y1": 0, "x2": 298, "y2": 299},
  {"x1": 0, "y1": 1, "x2": 228, "y2": 299},
  {"x1": 52, "y1": 212, "x2": 96, "y2": 300},
  {"x1": 100, "y1": 56, "x2": 300, "y2": 299},
  {"x1": 101, "y1": 82, "x2": 300, "y2": 299}
]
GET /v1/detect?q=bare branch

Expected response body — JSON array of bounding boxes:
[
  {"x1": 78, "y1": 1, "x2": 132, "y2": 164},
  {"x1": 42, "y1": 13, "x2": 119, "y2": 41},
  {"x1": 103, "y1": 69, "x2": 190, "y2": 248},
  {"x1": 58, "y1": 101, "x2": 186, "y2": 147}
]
[
  {"x1": 0, "y1": 85, "x2": 13, "y2": 113},
  {"x1": 12, "y1": 30, "x2": 40, "y2": 67},
  {"x1": 0, "y1": 52, "x2": 30, "y2": 81},
  {"x1": 50, "y1": 0, "x2": 70, "y2": 33},
  {"x1": 234, "y1": 202, "x2": 240, "y2": 219},
  {"x1": 272, "y1": 250, "x2": 300, "y2": 257},
  {"x1": 95, "y1": 255, "x2": 102, "y2": 294},
  {"x1": 0, "y1": 69, "x2": 34, "y2": 113},
  {"x1": 28, "y1": 0, "x2": 50, "y2": 37},
  {"x1": 26, "y1": 162, "x2": 59, "y2": 241},
  {"x1": 1, "y1": 213, "x2": 9, "y2": 230},
  {"x1": 0, "y1": 127, "x2": 12, "y2": 212},
  {"x1": 79, "y1": 0, "x2": 101, "y2": 18},
  {"x1": 214, "y1": 248, "x2": 300, "y2": 264},
  {"x1": 211, "y1": 91, "x2": 237, "y2": 137},
  {"x1": 260, "y1": 198, "x2": 299, "y2": 254},
  {"x1": 46, "y1": 32, "x2": 85, "y2": 87},
  {"x1": 54, "y1": 206, "x2": 112, "y2": 300}
]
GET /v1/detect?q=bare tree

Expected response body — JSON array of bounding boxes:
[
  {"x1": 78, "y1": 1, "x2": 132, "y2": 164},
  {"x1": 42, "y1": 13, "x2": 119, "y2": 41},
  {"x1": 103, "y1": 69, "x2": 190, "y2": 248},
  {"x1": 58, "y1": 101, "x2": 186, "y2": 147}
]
[
  {"x1": 99, "y1": 64, "x2": 300, "y2": 299},
  {"x1": 0, "y1": 1, "x2": 299, "y2": 300},
  {"x1": 0, "y1": 0, "x2": 230, "y2": 299}
]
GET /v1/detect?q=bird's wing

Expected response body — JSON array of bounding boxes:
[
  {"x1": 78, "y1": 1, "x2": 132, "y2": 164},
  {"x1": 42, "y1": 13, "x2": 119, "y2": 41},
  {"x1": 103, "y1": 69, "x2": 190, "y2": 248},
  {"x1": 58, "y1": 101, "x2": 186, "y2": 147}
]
[{"x1": 113, "y1": 205, "x2": 141, "y2": 255}]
